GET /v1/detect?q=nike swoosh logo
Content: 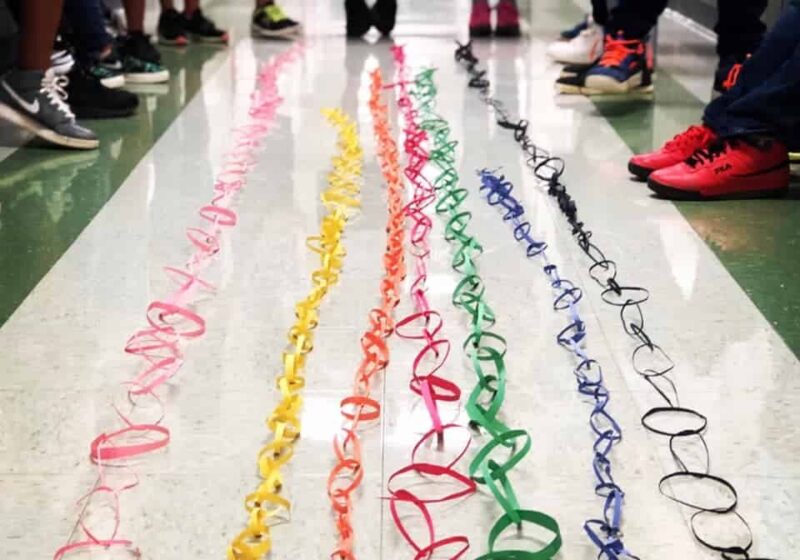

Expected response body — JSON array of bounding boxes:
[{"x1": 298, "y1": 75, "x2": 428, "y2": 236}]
[
  {"x1": 2, "y1": 81, "x2": 39, "y2": 114},
  {"x1": 102, "y1": 61, "x2": 123, "y2": 71}
]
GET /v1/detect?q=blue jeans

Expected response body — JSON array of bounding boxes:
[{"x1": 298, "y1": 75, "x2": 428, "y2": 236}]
[
  {"x1": 704, "y1": 5, "x2": 800, "y2": 150},
  {"x1": 63, "y1": 0, "x2": 113, "y2": 58}
]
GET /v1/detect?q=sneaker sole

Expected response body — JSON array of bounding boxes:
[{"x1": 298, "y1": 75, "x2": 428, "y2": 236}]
[
  {"x1": 158, "y1": 35, "x2": 189, "y2": 46},
  {"x1": 189, "y1": 32, "x2": 229, "y2": 44},
  {"x1": 251, "y1": 23, "x2": 300, "y2": 39},
  {"x1": 647, "y1": 175, "x2": 789, "y2": 201},
  {"x1": 584, "y1": 71, "x2": 647, "y2": 94},
  {"x1": 469, "y1": 27, "x2": 492, "y2": 38},
  {"x1": 0, "y1": 103, "x2": 99, "y2": 150},
  {"x1": 627, "y1": 161, "x2": 654, "y2": 181},
  {"x1": 124, "y1": 70, "x2": 170, "y2": 84},
  {"x1": 100, "y1": 75, "x2": 126, "y2": 89}
]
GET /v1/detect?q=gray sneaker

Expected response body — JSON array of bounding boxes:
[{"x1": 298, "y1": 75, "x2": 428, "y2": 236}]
[{"x1": 0, "y1": 68, "x2": 99, "y2": 150}]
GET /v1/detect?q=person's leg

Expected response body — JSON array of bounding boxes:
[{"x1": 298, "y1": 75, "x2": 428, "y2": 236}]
[
  {"x1": 704, "y1": 4, "x2": 800, "y2": 135},
  {"x1": 495, "y1": 0, "x2": 520, "y2": 37},
  {"x1": 18, "y1": 0, "x2": 64, "y2": 70},
  {"x1": 469, "y1": 0, "x2": 491, "y2": 38},
  {"x1": 0, "y1": 0, "x2": 99, "y2": 148},
  {"x1": 715, "y1": 0, "x2": 767, "y2": 59},
  {"x1": 592, "y1": 0, "x2": 609, "y2": 27},
  {"x1": 604, "y1": 0, "x2": 667, "y2": 38},
  {"x1": 63, "y1": 0, "x2": 114, "y2": 60}
]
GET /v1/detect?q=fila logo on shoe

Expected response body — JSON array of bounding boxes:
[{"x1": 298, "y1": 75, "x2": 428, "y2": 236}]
[
  {"x1": 1, "y1": 81, "x2": 40, "y2": 114},
  {"x1": 714, "y1": 163, "x2": 733, "y2": 174}
]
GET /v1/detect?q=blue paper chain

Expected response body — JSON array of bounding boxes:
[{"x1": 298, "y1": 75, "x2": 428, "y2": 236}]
[{"x1": 478, "y1": 170, "x2": 638, "y2": 560}]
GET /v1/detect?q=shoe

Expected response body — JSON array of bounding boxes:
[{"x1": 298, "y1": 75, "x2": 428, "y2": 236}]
[
  {"x1": 0, "y1": 69, "x2": 99, "y2": 149},
  {"x1": 628, "y1": 125, "x2": 717, "y2": 180},
  {"x1": 560, "y1": 16, "x2": 589, "y2": 40},
  {"x1": 121, "y1": 33, "x2": 162, "y2": 65},
  {"x1": 559, "y1": 61, "x2": 595, "y2": 77},
  {"x1": 86, "y1": 54, "x2": 126, "y2": 89},
  {"x1": 495, "y1": 0, "x2": 521, "y2": 37},
  {"x1": 713, "y1": 54, "x2": 747, "y2": 98},
  {"x1": 584, "y1": 32, "x2": 653, "y2": 94},
  {"x1": 791, "y1": 152, "x2": 799, "y2": 163},
  {"x1": 547, "y1": 17, "x2": 602, "y2": 64},
  {"x1": 121, "y1": 55, "x2": 169, "y2": 84},
  {"x1": 469, "y1": 0, "x2": 491, "y2": 38},
  {"x1": 65, "y1": 64, "x2": 138, "y2": 119},
  {"x1": 51, "y1": 48, "x2": 74, "y2": 76},
  {"x1": 647, "y1": 137, "x2": 790, "y2": 200},
  {"x1": 345, "y1": 0, "x2": 372, "y2": 38},
  {"x1": 251, "y1": 4, "x2": 301, "y2": 39},
  {"x1": 158, "y1": 8, "x2": 189, "y2": 46},
  {"x1": 371, "y1": 0, "x2": 397, "y2": 37},
  {"x1": 185, "y1": 9, "x2": 229, "y2": 44}
]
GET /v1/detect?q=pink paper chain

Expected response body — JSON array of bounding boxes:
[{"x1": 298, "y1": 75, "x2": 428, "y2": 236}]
[{"x1": 53, "y1": 43, "x2": 304, "y2": 560}]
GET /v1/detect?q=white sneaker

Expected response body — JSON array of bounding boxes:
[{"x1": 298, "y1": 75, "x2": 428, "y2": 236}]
[{"x1": 547, "y1": 20, "x2": 603, "y2": 65}]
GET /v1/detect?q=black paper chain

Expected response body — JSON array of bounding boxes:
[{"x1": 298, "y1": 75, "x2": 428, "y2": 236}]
[
  {"x1": 454, "y1": 41, "x2": 777, "y2": 560},
  {"x1": 478, "y1": 169, "x2": 638, "y2": 560}
]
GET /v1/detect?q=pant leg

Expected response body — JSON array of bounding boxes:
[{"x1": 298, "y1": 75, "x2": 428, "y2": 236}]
[
  {"x1": 63, "y1": 0, "x2": 112, "y2": 57},
  {"x1": 715, "y1": 0, "x2": 767, "y2": 58},
  {"x1": 704, "y1": 5, "x2": 800, "y2": 149},
  {"x1": 605, "y1": 0, "x2": 668, "y2": 38},
  {"x1": 591, "y1": 0, "x2": 609, "y2": 26},
  {"x1": 705, "y1": 5, "x2": 800, "y2": 130}
]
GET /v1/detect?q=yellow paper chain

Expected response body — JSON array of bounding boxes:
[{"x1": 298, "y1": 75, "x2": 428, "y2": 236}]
[{"x1": 228, "y1": 108, "x2": 362, "y2": 560}]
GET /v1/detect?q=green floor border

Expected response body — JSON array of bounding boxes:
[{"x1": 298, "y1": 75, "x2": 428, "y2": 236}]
[
  {"x1": 0, "y1": 43, "x2": 230, "y2": 327},
  {"x1": 592, "y1": 72, "x2": 800, "y2": 358}
]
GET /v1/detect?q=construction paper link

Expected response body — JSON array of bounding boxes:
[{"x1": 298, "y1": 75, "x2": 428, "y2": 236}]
[
  {"x1": 407, "y1": 63, "x2": 562, "y2": 559},
  {"x1": 324, "y1": 68, "x2": 406, "y2": 559},
  {"x1": 478, "y1": 170, "x2": 637, "y2": 560},
  {"x1": 54, "y1": 43, "x2": 304, "y2": 560},
  {"x1": 454, "y1": 41, "x2": 777, "y2": 560},
  {"x1": 383, "y1": 51, "x2": 476, "y2": 560},
  {"x1": 228, "y1": 108, "x2": 363, "y2": 560}
]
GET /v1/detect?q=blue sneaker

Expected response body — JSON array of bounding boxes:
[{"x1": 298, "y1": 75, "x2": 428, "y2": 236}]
[{"x1": 583, "y1": 32, "x2": 653, "y2": 94}]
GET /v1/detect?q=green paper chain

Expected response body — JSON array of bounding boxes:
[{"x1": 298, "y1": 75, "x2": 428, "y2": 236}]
[{"x1": 412, "y1": 68, "x2": 562, "y2": 560}]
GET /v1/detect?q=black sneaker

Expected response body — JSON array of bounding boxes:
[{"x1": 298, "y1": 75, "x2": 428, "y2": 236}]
[
  {"x1": 0, "y1": 69, "x2": 99, "y2": 149},
  {"x1": 86, "y1": 53, "x2": 126, "y2": 89},
  {"x1": 66, "y1": 64, "x2": 138, "y2": 119},
  {"x1": 119, "y1": 34, "x2": 170, "y2": 84},
  {"x1": 251, "y1": 4, "x2": 301, "y2": 39},
  {"x1": 185, "y1": 9, "x2": 229, "y2": 44},
  {"x1": 121, "y1": 32, "x2": 162, "y2": 64},
  {"x1": 345, "y1": 0, "x2": 371, "y2": 38},
  {"x1": 371, "y1": 0, "x2": 396, "y2": 36},
  {"x1": 158, "y1": 8, "x2": 189, "y2": 46}
]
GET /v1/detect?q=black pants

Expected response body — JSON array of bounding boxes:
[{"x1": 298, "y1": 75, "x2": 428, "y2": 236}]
[{"x1": 607, "y1": 0, "x2": 767, "y2": 58}]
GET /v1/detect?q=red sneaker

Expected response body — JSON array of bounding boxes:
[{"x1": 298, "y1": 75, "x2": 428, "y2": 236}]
[
  {"x1": 495, "y1": 0, "x2": 520, "y2": 37},
  {"x1": 647, "y1": 137, "x2": 790, "y2": 200},
  {"x1": 469, "y1": 1, "x2": 491, "y2": 37},
  {"x1": 628, "y1": 125, "x2": 717, "y2": 180}
]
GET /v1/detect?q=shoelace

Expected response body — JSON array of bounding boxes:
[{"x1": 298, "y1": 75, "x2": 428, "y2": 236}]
[
  {"x1": 41, "y1": 70, "x2": 75, "y2": 120},
  {"x1": 412, "y1": 62, "x2": 563, "y2": 560},
  {"x1": 455, "y1": 40, "x2": 778, "y2": 560},
  {"x1": 686, "y1": 140, "x2": 732, "y2": 168},
  {"x1": 598, "y1": 34, "x2": 642, "y2": 67},
  {"x1": 664, "y1": 125, "x2": 715, "y2": 153}
]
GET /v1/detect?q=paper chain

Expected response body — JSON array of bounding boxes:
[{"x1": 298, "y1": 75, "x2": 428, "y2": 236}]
[
  {"x1": 410, "y1": 65, "x2": 563, "y2": 559},
  {"x1": 228, "y1": 108, "x2": 363, "y2": 560},
  {"x1": 53, "y1": 44, "x2": 303, "y2": 560}
]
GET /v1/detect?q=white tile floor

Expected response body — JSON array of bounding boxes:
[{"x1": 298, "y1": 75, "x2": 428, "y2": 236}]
[{"x1": 0, "y1": 1, "x2": 798, "y2": 559}]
